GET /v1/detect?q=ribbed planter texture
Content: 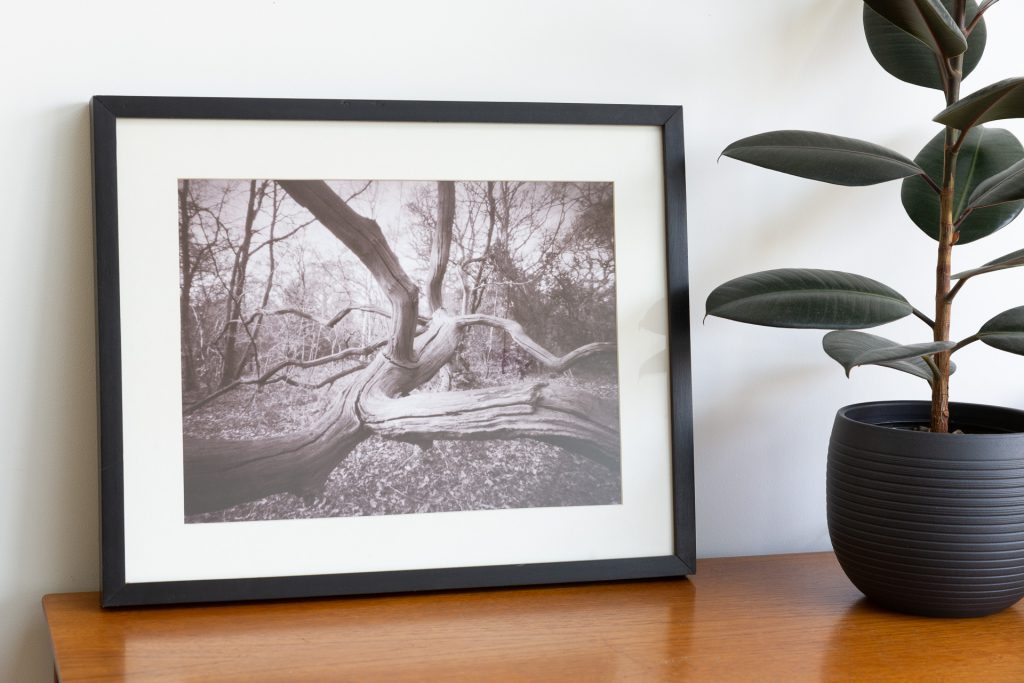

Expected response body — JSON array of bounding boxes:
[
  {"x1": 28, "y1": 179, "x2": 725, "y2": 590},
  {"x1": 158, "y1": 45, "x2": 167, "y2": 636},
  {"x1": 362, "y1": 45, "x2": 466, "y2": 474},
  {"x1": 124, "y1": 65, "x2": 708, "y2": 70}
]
[{"x1": 827, "y1": 401, "x2": 1024, "y2": 617}]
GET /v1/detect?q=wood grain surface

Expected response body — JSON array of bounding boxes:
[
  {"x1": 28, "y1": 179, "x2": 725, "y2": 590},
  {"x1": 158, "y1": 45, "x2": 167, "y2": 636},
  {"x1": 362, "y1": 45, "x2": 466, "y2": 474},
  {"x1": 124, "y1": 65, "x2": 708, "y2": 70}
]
[{"x1": 43, "y1": 552, "x2": 1024, "y2": 682}]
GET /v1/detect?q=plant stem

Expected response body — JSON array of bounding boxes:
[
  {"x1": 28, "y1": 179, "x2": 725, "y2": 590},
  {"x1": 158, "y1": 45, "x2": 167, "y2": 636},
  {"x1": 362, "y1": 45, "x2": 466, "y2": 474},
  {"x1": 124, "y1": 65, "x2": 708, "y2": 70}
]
[
  {"x1": 967, "y1": 0, "x2": 1000, "y2": 35},
  {"x1": 932, "y1": 176, "x2": 955, "y2": 433},
  {"x1": 945, "y1": 276, "x2": 968, "y2": 303},
  {"x1": 911, "y1": 307, "x2": 937, "y2": 330},
  {"x1": 950, "y1": 334, "x2": 980, "y2": 354},
  {"x1": 931, "y1": 3, "x2": 968, "y2": 433}
]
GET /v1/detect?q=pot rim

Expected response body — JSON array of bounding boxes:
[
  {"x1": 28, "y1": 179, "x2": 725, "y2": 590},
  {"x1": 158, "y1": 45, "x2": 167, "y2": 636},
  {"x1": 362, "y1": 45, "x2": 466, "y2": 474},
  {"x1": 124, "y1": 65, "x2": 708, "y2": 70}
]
[{"x1": 837, "y1": 401, "x2": 1024, "y2": 439}]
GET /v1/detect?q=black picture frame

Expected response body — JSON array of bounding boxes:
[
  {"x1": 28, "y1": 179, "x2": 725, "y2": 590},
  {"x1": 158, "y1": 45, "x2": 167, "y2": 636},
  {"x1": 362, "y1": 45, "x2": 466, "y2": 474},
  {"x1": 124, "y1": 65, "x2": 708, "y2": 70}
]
[{"x1": 92, "y1": 96, "x2": 694, "y2": 607}]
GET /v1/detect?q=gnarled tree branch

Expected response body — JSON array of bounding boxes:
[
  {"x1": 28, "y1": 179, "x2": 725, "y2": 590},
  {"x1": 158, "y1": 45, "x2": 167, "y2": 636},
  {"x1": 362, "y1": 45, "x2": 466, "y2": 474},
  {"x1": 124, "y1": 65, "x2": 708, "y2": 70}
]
[
  {"x1": 427, "y1": 181, "x2": 456, "y2": 312},
  {"x1": 277, "y1": 180, "x2": 420, "y2": 364},
  {"x1": 247, "y1": 304, "x2": 424, "y2": 330},
  {"x1": 456, "y1": 314, "x2": 615, "y2": 371},
  {"x1": 183, "y1": 339, "x2": 386, "y2": 415}
]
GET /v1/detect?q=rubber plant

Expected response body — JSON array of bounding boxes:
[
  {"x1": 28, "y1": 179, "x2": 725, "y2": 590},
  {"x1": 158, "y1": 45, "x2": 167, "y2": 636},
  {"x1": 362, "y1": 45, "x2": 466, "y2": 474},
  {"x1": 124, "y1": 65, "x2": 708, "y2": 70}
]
[{"x1": 706, "y1": 0, "x2": 1024, "y2": 433}]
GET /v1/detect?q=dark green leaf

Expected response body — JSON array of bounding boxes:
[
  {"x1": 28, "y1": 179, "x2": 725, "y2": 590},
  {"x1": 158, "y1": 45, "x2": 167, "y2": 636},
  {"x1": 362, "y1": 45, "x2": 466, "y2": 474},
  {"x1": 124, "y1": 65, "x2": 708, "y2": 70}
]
[
  {"x1": 952, "y1": 248, "x2": 1024, "y2": 280},
  {"x1": 978, "y1": 306, "x2": 1024, "y2": 355},
  {"x1": 901, "y1": 127, "x2": 1024, "y2": 243},
  {"x1": 862, "y1": 0, "x2": 967, "y2": 58},
  {"x1": 706, "y1": 269, "x2": 913, "y2": 329},
  {"x1": 823, "y1": 331, "x2": 953, "y2": 381},
  {"x1": 863, "y1": 0, "x2": 986, "y2": 90},
  {"x1": 721, "y1": 131, "x2": 923, "y2": 187},
  {"x1": 967, "y1": 158, "x2": 1024, "y2": 210},
  {"x1": 934, "y1": 78, "x2": 1024, "y2": 130},
  {"x1": 851, "y1": 341, "x2": 955, "y2": 373}
]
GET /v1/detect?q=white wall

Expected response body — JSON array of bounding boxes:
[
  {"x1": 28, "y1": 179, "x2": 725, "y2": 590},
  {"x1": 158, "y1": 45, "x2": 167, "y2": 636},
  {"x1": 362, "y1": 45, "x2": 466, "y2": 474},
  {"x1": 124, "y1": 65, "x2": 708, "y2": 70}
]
[{"x1": 2, "y1": 0, "x2": 1022, "y2": 679}]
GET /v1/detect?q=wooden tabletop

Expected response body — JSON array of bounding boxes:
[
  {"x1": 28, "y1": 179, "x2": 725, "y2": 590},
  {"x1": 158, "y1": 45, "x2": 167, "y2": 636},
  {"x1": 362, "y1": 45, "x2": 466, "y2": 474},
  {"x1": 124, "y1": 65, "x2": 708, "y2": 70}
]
[{"x1": 44, "y1": 552, "x2": 1024, "y2": 682}]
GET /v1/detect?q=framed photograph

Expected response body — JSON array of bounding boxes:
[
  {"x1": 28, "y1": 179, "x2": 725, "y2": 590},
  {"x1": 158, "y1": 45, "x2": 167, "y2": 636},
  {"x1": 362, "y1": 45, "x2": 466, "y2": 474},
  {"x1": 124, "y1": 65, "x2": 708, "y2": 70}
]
[{"x1": 92, "y1": 96, "x2": 694, "y2": 607}]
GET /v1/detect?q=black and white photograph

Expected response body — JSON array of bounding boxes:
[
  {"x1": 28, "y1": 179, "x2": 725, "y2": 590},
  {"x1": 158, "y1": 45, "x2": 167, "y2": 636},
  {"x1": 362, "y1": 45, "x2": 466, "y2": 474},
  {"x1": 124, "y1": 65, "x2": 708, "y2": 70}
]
[{"x1": 179, "y1": 178, "x2": 623, "y2": 522}]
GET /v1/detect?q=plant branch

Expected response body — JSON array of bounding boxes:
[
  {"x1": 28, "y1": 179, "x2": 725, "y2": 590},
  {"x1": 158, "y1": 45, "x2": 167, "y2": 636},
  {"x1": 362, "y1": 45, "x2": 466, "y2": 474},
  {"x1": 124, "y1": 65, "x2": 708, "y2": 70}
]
[
  {"x1": 945, "y1": 276, "x2": 969, "y2": 303},
  {"x1": 920, "y1": 173, "x2": 943, "y2": 195},
  {"x1": 951, "y1": 130, "x2": 971, "y2": 155},
  {"x1": 967, "y1": 0, "x2": 1000, "y2": 34},
  {"x1": 923, "y1": 354, "x2": 942, "y2": 385},
  {"x1": 950, "y1": 334, "x2": 980, "y2": 354},
  {"x1": 912, "y1": 307, "x2": 936, "y2": 330}
]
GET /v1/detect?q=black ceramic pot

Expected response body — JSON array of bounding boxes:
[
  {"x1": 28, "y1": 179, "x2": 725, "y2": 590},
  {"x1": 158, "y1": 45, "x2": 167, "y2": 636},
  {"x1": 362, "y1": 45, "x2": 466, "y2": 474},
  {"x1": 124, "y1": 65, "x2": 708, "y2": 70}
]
[{"x1": 826, "y1": 401, "x2": 1024, "y2": 617}]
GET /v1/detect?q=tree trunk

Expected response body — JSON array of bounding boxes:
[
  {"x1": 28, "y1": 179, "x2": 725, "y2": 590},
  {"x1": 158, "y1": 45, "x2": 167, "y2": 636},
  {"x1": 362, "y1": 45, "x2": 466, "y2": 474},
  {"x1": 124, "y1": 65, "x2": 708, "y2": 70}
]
[
  {"x1": 219, "y1": 181, "x2": 265, "y2": 387},
  {"x1": 427, "y1": 181, "x2": 456, "y2": 313},
  {"x1": 185, "y1": 375, "x2": 367, "y2": 513},
  {"x1": 361, "y1": 379, "x2": 620, "y2": 470},
  {"x1": 178, "y1": 180, "x2": 199, "y2": 393}
]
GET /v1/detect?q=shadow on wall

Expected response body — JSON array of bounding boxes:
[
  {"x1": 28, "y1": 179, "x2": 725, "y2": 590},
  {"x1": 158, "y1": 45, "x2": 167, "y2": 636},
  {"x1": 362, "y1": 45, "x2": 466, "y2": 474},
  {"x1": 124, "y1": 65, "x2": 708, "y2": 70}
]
[
  {"x1": 2, "y1": 103, "x2": 99, "y2": 681},
  {"x1": 695, "y1": 180, "x2": 862, "y2": 297},
  {"x1": 694, "y1": 362, "x2": 836, "y2": 478},
  {"x1": 693, "y1": 362, "x2": 834, "y2": 555}
]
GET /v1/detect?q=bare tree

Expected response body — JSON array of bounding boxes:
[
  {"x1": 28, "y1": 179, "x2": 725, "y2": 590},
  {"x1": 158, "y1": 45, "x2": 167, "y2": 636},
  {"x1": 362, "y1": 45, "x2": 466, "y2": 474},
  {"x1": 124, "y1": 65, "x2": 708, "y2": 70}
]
[
  {"x1": 181, "y1": 180, "x2": 322, "y2": 395},
  {"x1": 178, "y1": 179, "x2": 199, "y2": 393}
]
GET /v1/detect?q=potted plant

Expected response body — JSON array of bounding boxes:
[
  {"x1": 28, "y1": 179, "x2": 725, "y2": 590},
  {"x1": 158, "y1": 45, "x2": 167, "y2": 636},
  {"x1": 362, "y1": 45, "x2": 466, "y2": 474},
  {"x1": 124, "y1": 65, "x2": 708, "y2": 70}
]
[{"x1": 706, "y1": 0, "x2": 1024, "y2": 617}]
